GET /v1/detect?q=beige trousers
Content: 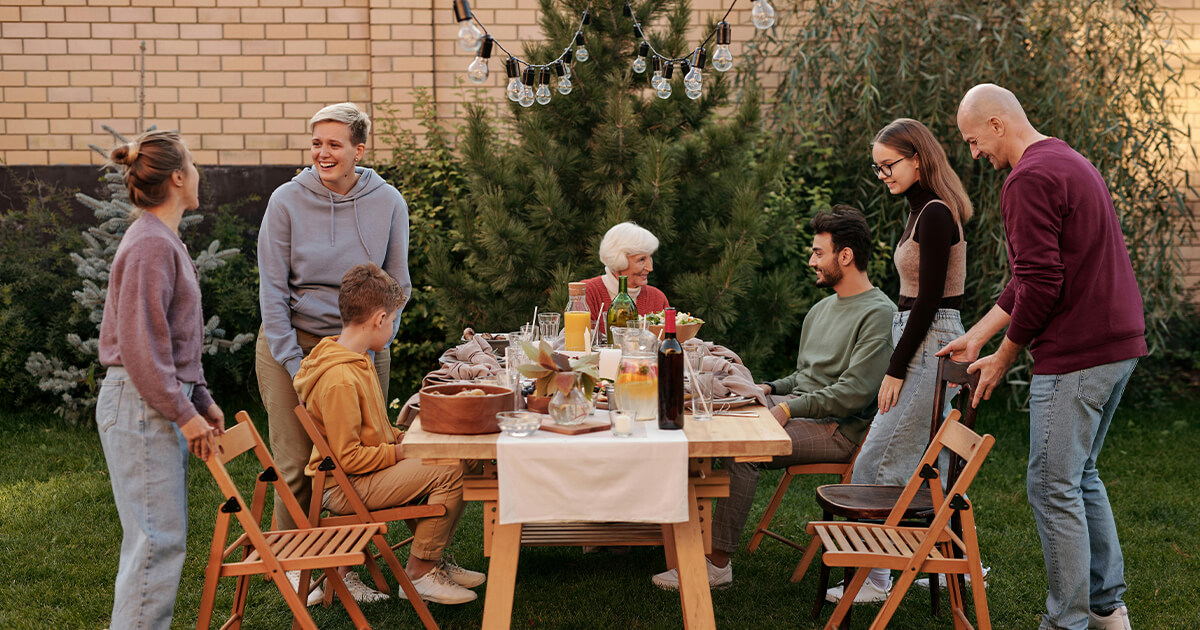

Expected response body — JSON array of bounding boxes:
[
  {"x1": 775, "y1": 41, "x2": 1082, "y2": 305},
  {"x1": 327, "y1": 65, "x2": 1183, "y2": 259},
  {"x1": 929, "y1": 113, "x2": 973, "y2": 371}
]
[
  {"x1": 323, "y1": 458, "x2": 466, "y2": 561},
  {"x1": 255, "y1": 326, "x2": 391, "y2": 529}
]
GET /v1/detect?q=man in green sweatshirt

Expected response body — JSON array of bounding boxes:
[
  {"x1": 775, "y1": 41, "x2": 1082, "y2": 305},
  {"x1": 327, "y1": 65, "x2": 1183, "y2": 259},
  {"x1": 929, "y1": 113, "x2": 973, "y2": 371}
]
[{"x1": 653, "y1": 205, "x2": 896, "y2": 590}]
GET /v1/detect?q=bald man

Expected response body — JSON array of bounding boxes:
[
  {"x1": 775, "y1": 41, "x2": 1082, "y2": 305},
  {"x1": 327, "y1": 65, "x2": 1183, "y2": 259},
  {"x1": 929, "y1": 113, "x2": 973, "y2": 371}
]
[{"x1": 939, "y1": 84, "x2": 1144, "y2": 630}]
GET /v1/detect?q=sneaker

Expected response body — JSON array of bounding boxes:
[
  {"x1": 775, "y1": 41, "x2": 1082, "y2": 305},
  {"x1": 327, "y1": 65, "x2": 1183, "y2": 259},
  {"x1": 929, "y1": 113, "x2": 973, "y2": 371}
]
[
  {"x1": 651, "y1": 558, "x2": 733, "y2": 591},
  {"x1": 438, "y1": 553, "x2": 486, "y2": 588},
  {"x1": 341, "y1": 570, "x2": 389, "y2": 603},
  {"x1": 1088, "y1": 605, "x2": 1132, "y2": 630},
  {"x1": 285, "y1": 570, "x2": 325, "y2": 606},
  {"x1": 399, "y1": 566, "x2": 479, "y2": 605},
  {"x1": 824, "y1": 578, "x2": 890, "y2": 604},
  {"x1": 914, "y1": 566, "x2": 991, "y2": 590}
]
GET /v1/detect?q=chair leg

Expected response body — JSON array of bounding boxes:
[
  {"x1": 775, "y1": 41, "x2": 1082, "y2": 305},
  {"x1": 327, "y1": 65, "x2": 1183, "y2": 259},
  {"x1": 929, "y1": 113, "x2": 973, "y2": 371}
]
[
  {"x1": 364, "y1": 550, "x2": 390, "y2": 595},
  {"x1": 969, "y1": 560, "x2": 991, "y2": 630},
  {"x1": 791, "y1": 534, "x2": 822, "y2": 583},
  {"x1": 375, "y1": 535, "x2": 440, "y2": 630},
  {"x1": 747, "y1": 471, "x2": 794, "y2": 553},
  {"x1": 325, "y1": 569, "x2": 371, "y2": 630},
  {"x1": 822, "y1": 568, "x2": 868, "y2": 630},
  {"x1": 270, "y1": 571, "x2": 318, "y2": 630}
]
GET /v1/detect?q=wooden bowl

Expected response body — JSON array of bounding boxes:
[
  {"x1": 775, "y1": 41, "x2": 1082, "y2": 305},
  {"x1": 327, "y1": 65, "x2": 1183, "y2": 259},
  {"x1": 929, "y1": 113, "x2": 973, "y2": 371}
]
[
  {"x1": 647, "y1": 322, "x2": 703, "y2": 343},
  {"x1": 419, "y1": 383, "x2": 515, "y2": 434}
]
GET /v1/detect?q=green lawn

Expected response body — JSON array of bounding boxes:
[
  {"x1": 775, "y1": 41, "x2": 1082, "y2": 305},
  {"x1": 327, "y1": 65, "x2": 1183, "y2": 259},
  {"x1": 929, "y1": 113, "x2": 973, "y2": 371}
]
[{"x1": 1, "y1": 399, "x2": 1197, "y2": 629}]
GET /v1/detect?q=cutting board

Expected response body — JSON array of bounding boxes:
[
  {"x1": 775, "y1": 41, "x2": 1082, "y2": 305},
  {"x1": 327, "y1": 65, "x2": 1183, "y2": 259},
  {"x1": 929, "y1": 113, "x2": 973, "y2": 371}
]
[{"x1": 539, "y1": 417, "x2": 612, "y2": 435}]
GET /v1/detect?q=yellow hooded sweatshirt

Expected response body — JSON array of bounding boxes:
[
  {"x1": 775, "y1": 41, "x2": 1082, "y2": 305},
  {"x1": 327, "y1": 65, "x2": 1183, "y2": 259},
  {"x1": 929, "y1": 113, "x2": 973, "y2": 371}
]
[{"x1": 294, "y1": 337, "x2": 401, "y2": 477}]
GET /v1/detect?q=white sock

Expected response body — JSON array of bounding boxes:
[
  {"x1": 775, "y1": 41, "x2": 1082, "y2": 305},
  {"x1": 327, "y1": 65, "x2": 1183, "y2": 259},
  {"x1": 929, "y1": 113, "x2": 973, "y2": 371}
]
[{"x1": 867, "y1": 568, "x2": 891, "y2": 590}]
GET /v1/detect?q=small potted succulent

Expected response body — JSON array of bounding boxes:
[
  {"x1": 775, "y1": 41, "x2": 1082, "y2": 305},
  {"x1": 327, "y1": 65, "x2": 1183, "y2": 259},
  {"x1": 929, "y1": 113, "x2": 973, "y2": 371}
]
[{"x1": 517, "y1": 341, "x2": 599, "y2": 415}]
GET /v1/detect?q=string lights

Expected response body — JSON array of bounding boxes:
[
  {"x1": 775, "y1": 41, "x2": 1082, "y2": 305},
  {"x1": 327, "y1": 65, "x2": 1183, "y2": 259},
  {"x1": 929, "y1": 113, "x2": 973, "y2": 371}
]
[{"x1": 451, "y1": 0, "x2": 776, "y2": 105}]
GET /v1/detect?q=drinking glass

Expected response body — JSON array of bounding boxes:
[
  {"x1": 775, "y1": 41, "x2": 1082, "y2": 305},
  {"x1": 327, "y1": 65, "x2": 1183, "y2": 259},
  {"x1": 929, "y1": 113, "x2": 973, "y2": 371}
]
[
  {"x1": 520, "y1": 323, "x2": 538, "y2": 343},
  {"x1": 683, "y1": 346, "x2": 704, "y2": 383},
  {"x1": 538, "y1": 312, "x2": 561, "y2": 342},
  {"x1": 691, "y1": 370, "x2": 714, "y2": 422}
]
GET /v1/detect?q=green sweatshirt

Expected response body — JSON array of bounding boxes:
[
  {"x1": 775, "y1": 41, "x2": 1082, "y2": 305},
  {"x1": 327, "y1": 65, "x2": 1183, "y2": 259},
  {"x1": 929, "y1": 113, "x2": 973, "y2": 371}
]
[{"x1": 769, "y1": 287, "x2": 896, "y2": 444}]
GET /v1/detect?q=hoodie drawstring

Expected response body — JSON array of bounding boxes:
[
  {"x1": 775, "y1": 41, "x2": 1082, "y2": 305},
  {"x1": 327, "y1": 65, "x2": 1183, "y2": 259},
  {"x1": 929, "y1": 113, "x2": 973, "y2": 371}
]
[
  {"x1": 325, "y1": 189, "x2": 373, "y2": 258},
  {"x1": 353, "y1": 198, "x2": 371, "y2": 258},
  {"x1": 328, "y1": 191, "x2": 335, "y2": 247}
]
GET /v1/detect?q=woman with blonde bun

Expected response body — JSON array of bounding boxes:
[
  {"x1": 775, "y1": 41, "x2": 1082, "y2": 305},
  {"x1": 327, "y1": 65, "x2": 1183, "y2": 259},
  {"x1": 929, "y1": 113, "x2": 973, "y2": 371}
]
[{"x1": 96, "y1": 130, "x2": 224, "y2": 629}]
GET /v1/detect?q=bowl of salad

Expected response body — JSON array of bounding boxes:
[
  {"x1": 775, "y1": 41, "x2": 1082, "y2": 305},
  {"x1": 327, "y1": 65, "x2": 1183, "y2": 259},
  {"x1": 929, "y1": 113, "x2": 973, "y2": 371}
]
[{"x1": 644, "y1": 311, "x2": 704, "y2": 342}]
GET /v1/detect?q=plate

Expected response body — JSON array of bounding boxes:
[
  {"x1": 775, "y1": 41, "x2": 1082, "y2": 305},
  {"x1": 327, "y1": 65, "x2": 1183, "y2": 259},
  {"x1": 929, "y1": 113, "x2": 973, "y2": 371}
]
[{"x1": 712, "y1": 396, "x2": 756, "y2": 409}]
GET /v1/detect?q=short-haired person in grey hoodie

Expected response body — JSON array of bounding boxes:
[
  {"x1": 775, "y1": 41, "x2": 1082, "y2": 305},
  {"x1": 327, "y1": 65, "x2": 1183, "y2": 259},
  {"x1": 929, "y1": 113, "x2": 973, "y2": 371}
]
[{"x1": 255, "y1": 102, "x2": 411, "y2": 601}]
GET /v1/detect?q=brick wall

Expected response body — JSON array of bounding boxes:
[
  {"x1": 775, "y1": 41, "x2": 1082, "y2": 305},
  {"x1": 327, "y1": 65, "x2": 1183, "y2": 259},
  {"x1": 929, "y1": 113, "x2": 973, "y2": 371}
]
[{"x1": 0, "y1": 0, "x2": 762, "y2": 166}]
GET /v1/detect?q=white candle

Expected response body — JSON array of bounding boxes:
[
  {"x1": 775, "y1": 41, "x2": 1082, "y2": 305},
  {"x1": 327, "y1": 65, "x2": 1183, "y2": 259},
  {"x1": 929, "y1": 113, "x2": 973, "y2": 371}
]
[{"x1": 611, "y1": 410, "x2": 634, "y2": 437}]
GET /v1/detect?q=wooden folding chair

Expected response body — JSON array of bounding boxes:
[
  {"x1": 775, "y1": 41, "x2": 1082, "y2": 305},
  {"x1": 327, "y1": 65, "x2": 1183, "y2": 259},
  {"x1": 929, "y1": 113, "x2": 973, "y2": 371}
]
[
  {"x1": 798, "y1": 356, "x2": 981, "y2": 624},
  {"x1": 799, "y1": 410, "x2": 994, "y2": 630},
  {"x1": 293, "y1": 405, "x2": 445, "y2": 630},
  {"x1": 746, "y1": 449, "x2": 859, "y2": 555},
  {"x1": 196, "y1": 411, "x2": 384, "y2": 630}
]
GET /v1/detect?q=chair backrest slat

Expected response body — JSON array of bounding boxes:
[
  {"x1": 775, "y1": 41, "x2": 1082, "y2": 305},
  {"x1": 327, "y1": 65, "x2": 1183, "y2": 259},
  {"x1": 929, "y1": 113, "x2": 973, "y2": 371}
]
[
  {"x1": 214, "y1": 417, "x2": 259, "y2": 465},
  {"x1": 939, "y1": 420, "x2": 986, "y2": 462}
]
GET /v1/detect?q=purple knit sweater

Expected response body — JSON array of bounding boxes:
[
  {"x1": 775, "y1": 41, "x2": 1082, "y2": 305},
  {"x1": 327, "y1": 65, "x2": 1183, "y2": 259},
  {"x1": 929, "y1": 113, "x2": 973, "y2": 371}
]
[
  {"x1": 99, "y1": 212, "x2": 215, "y2": 426},
  {"x1": 997, "y1": 138, "x2": 1147, "y2": 374}
]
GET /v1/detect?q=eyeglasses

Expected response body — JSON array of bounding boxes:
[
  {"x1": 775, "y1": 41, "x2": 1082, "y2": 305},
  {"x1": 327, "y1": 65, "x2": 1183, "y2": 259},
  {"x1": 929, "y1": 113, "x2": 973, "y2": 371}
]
[{"x1": 870, "y1": 157, "x2": 906, "y2": 178}]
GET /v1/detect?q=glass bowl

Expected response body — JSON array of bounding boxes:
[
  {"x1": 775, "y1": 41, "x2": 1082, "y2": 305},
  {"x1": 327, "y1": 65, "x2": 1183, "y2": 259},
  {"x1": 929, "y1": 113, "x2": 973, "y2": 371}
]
[{"x1": 495, "y1": 411, "x2": 545, "y2": 437}]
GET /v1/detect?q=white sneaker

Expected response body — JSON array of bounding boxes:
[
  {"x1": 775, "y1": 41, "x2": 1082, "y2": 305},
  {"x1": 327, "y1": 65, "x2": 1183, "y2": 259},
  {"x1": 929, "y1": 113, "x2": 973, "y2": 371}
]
[
  {"x1": 285, "y1": 570, "x2": 325, "y2": 606},
  {"x1": 341, "y1": 570, "x2": 389, "y2": 603},
  {"x1": 438, "y1": 554, "x2": 486, "y2": 588},
  {"x1": 1088, "y1": 605, "x2": 1132, "y2": 630},
  {"x1": 651, "y1": 558, "x2": 733, "y2": 591},
  {"x1": 399, "y1": 566, "x2": 479, "y2": 605},
  {"x1": 825, "y1": 578, "x2": 890, "y2": 604},
  {"x1": 914, "y1": 566, "x2": 991, "y2": 590}
]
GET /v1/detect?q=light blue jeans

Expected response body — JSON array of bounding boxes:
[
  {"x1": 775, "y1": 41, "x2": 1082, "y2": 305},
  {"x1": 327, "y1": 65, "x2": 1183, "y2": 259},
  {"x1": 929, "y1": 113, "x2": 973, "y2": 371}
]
[
  {"x1": 852, "y1": 309, "x2": 964, "y2": 486},
  {"x1": 1029, "y1": 357, "x2": 1137, "y2": 630},
  {"x1": 96, "y1": 367, "x2": 192, "y2": 630}
]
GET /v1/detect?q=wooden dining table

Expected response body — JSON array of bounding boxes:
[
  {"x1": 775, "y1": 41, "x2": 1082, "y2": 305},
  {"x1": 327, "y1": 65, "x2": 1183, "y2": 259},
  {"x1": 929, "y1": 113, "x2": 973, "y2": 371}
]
[{"x1": 402, "y1": 407, "x2": 791, "y2": 629}]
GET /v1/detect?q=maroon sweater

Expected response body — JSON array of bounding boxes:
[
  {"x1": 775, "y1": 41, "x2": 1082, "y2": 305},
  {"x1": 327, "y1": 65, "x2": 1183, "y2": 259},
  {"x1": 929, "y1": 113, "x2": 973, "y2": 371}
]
[
  {"x1": 997, "y1": 138, "x2": 1146, "y2": 374},
  {"x1": 99, "y1": 212, "x2": 215, "y2": 426}
]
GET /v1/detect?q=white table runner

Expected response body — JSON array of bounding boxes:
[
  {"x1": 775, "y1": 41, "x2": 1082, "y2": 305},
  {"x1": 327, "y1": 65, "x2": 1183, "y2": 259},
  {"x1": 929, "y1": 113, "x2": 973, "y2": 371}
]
[{"x1": 496, "y1": 410, "x2": 689, "y2": 525}]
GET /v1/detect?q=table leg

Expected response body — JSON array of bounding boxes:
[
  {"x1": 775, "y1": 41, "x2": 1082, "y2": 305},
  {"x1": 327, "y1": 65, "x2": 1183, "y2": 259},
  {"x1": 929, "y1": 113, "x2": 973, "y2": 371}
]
[
  {"x1": 481, "y1": 521, "x2": 522, "y2": 630},
  {"x1": 671, "y1": 483, "x2": 715, "y2": 630}
]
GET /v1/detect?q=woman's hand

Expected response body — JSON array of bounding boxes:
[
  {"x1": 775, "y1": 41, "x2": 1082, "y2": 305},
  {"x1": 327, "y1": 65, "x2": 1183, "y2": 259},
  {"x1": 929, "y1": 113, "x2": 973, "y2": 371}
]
[
  {"x1": 877, "y1": 375, "x2": 904, "y2": 413},
  {"x1": 180, "y1": 415, "x2": 217, "y2": 461},
  {"x1": 205, "y1": 403, "x2": 226, "y2": 435}
]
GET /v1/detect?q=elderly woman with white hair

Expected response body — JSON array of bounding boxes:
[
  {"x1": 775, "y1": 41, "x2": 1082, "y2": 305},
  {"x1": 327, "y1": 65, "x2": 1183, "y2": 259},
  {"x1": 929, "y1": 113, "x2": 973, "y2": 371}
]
[
  {"x1": 584, "y1": 221, "x2": 670, "y2": 327},
  {"x1": 255, "y1": 102, "x2": 412, "y2": 602}
]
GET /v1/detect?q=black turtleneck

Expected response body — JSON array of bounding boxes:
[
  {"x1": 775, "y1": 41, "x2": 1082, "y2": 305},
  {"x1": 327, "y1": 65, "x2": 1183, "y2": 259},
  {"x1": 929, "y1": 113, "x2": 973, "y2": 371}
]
[{"x1": 886, "y1": 185, "x2": 963, "y2": 379}]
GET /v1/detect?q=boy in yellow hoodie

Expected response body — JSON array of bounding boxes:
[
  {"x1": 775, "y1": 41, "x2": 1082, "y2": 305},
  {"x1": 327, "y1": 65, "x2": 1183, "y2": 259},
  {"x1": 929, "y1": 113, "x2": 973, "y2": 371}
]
[{"x1": 294, "y1": 263, "x2": 484, "y2": 605}]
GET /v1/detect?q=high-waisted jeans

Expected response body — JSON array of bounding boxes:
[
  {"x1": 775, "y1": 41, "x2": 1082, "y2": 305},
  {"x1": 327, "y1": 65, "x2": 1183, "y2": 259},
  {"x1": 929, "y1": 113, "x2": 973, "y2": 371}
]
[{"x1": 96, "y1": 366, "x2": 193, "y2": 630}]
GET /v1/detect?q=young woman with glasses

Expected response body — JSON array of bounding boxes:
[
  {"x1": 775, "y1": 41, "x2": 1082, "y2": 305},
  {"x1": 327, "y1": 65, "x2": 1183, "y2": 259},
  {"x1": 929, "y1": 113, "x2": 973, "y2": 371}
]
[{"x1": 827, "y1": 118, "x2": 974, "y2": 604}]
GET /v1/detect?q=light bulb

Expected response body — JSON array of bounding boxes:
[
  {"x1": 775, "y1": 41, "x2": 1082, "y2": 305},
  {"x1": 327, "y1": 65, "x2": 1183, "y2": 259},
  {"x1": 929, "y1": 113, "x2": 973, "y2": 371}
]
[
  {"x1": 457, "y1": 21, "x2": 484, "y2": 53},
  {"x1": 573, "y1": 32, "x2": 589, "y2": 62},
  {"x1": 684, "y1": 66, "x2": 701, "y2": 91},
  {"x1": 751, "y1": 0, "x2": 776, "y2": 29},
  {"x1": 505, "y1": 57, "x2": 521, "y2": 101},
  {"x1": 518, "y1": 67, "x2": 536, "y2": 107},
  {"x1": 650, "y1": 70, "x2": 663, "y2": 89},
  {"x1": 686, "y1": 87, "x2": 701, "y2": 100},
  {"x1": 507, "y1": 78, "x2": 522, "y2": 102},
  {"x1": 535, "y1": 83, "x2": 551, "y2": 105},
  {"x1": 467, "y1": 57, "x2": 488, "y2": 84},
  {"x1": 554, "y1": 62, "x2": 572, "y2": 95},
  {"x1": 712, "y1": 45, "x2": 733, "y2": 72},
  {"x1": 656, "y1": 82, "x2": 672, "y2": 99},
  {"x1": 632, "y1": 42, "x2": 649, "y2": 74},
  {"x1": 519, "y1": 85, "x2": 535, "y2": 107}
]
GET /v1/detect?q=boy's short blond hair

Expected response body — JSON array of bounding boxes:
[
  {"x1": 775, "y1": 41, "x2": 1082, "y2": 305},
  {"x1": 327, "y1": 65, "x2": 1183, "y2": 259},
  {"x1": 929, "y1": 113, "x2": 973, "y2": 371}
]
[{"x1": 339, "y1": 263, "x2": 405, "y2": 325}]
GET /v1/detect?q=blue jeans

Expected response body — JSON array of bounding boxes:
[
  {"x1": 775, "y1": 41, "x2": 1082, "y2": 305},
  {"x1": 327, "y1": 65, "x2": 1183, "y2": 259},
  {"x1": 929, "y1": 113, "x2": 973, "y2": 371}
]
[
  {"x1": 96, "y1": 367, "x2": 192, "y2": 630},
  {"x1": 852, "y1": 309, "x2": 963, "y2": 486},
  {"x1": 1028, "y1": 358, "x2": 1137, "y2": 630}
]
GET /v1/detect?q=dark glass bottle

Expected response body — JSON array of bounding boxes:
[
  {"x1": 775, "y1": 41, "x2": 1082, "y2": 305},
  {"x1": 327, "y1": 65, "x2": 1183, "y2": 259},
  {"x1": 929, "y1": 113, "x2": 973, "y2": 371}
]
[
  {"x1": 657, "y1": 307, "x2": 684, "y2": 430},
  {"x1": 606, "y1": 275, "x2": 638, "y2": 345}
]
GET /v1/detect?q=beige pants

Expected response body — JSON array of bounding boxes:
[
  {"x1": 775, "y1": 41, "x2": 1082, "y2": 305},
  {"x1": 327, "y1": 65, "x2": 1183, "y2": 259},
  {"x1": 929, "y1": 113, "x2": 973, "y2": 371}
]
[
  {"x1": 255, "y1": 326, "x2": 391, "y2": 529},
  {"x1": 323, "y1": 458, "x2": 466, "y2": 561}
]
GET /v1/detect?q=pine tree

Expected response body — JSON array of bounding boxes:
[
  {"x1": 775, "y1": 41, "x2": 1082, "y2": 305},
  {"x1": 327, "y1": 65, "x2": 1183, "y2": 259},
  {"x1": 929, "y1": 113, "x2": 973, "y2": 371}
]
[
  {"x1": 426, "y1": 0, "x2": 811, "y2": 375},
  {"x1": 25, "y1": 126, "x2": 254, "y2": 423}
]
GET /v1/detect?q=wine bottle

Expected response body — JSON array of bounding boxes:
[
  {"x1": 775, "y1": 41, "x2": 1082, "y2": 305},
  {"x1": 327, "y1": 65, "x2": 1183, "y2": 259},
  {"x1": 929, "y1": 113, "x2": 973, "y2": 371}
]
[
  {"x1": 606, "y1": 275, "x2": 638, "y2": 345},
  {"x1": 657, "y1": 307, "x2": 684, "y2": 430}
]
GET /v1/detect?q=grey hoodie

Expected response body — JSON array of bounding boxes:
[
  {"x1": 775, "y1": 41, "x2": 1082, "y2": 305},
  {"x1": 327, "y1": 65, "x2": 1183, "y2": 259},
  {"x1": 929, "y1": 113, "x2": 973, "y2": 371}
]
[{"x1": 258, "y1": 166, "x2": 411, "y2": 377}]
